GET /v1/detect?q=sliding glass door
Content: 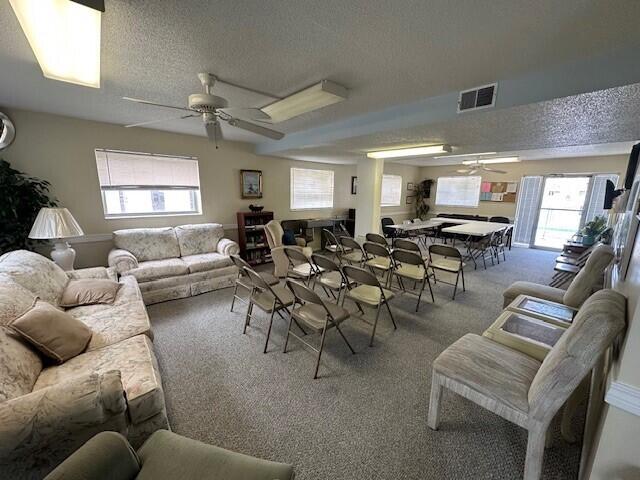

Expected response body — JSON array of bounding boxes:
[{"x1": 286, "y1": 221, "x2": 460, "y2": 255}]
[{"x1": 533, "y1": 176, "x2": 590, "y2": 249}]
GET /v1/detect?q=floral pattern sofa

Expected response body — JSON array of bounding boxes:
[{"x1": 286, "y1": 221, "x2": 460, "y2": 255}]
[
  {"x1": 108, "y1": 223, "x2": 240, "y2": 305},
  {"x1": 0, "y1": 250, "x2": 168, "y2": 478}
]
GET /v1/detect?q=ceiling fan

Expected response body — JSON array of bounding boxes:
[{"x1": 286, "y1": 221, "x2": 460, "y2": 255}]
[
  {"x1": 452, "y1": 160, "x2": 507, "y2": 175},
  {"x1": 123, "y1": 73, "x2": 284, "y2": 147}
]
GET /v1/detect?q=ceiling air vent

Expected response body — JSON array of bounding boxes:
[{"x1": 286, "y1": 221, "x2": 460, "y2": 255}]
[{"x1": 457, "y1": 83, "x2": 497, "y2": 113}]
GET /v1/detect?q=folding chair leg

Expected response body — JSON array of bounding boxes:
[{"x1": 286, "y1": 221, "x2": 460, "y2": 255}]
[
  {"x1": 313, "y1": 326, "x2": 329, "y2": 379},
  {"x1": 335, "y1": 323, "x2": 355, "y2": 354},
  {"x1": 230, "y1": 282, "x2": 239, "y2": 312},
  {"x1": 452, "y1": 271, "x2": 460, "y2": 300},
  {"x1": 415, "y1": 280, "x2": 424, "y2": 312},
  {"x1": 461, "y1": 268, "x2": 466, "y2": 292},
  {"x1": 283, "y1": 308, "x2": 295, "y2": 353},
  {"x1": 243, "y1": 301, "x2": 254, "y2": 334},
  {"x1": 426, "y1": 276, "x2": 435, "y2": 302},
  {"x1": 369, "y1": 306, "x2": 382, "y2": 347},
  {"x1": 263, "y1": 307, "x2": 277, "y2": 354},
  {"x1": 385, "y1": 300, "x2": 397, "y2": 330}
]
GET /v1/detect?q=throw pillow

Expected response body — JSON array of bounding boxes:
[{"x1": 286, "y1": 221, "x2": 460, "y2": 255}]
[
  {"x1": 282, "y1": 229, "x2": 297, "y2": 246},
  {"x1": 10, "y1": 301, "x2": 92, "y2": 363},
  {"x1": 59, "y1": 279, "x2": 121, "y2": 308}
]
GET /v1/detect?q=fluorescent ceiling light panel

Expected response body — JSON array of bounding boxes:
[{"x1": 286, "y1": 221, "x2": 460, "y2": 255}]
[
  {"x1": 9, "y1": 0, "x2": 101, "y2": 88},
  {"x1": 462, "y1": 157, "x2": 520, "y2": 165},
  {"x1": 367, "y1": 144, "x2": 452, "y2": 159},
  {"x1": 262, "y1": 80, "x2": 347, "y2": 123},
  {"x1": 434, "y1": 151, "x2": 497, "y2": 159}
]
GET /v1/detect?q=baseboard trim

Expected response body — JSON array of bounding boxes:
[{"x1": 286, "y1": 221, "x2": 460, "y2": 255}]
[{"x1": 605, "y1": 381, "x2": 640, "y2": 417}]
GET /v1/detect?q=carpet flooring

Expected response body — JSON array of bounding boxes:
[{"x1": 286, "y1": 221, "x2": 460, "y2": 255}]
[{"x1": 148, "y1": 247, "x2": 583, "y2": 479}]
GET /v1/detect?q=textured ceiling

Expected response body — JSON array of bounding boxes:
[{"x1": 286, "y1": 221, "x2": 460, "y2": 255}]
[{"x1": 1, "y1": 0, "x2": 640, "y2": 146}]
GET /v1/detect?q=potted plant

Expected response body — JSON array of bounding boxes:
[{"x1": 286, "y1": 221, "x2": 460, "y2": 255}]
[
  {"x1": 580, "y1": 215, "x2": 607, "y2": 246},
  {"x1": 0, "y1": 159, "x2": 58, "y2": 254}
]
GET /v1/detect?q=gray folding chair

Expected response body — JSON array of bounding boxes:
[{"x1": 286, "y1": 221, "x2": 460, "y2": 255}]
[
  {"x1": 363, "y1": 241, "x2": 394, "y2": 287},
  {"x1": 342, "y1": 265, "x2": 396, "y2": 346},
  {"x1": 323, "y1": 228, "x2": 351, "y2": 260},
  {"x1": 229, "y1": 255, "x2": 279, "y2": 312},
  {"x1": 391, "y1": 249, "x2": 435, "y2": 312},
  {"x1": 365, "y1": 232, "x2": 389, "y2": 248},
  {"x1": 339, "y1": 236, "x2": 366, "y2": 266},
  {"x1": 428, "y1": 244, "x2": 466, "y2": 300},
  {"x1": 283, "y1": 246, "x2": 324, "y2": 285},
  {"x1": 243, "y1": 267, "x2": 305, "y2": 353},
  {"x1": 311, "y1": 253, "x2": 353, "y2": 304},
  {"x1": 284, "y1": 279, "x2": 355, "y2": 379},
  {"x1": 393, "y1": 238, "x2": 428, "y2": 260}
]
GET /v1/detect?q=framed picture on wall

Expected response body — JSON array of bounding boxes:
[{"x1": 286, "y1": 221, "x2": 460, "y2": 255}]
[
  {"x1": 240, "y1": 170, "x2": 263, "y2": 198},
  {"x1": 407, "y1": 182, "x2": 414, "y2": 191},
  {"x1": 351, "y1": 176, "x2": 358, "y2": 195},
  {"x1": 406, "y1": 195, "x2": 414, "y2": 205}
]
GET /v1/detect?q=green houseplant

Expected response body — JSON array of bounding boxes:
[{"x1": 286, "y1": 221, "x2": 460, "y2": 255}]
[
  {"x1": 0, "y1": 159, "x2": 58, "y2": 254},
  {"x1": 580, "y1": 215, "x2": 607, "y2": 246},
  {"x1": 415, "y1": 179, "x2": 433, "y2": 220}
]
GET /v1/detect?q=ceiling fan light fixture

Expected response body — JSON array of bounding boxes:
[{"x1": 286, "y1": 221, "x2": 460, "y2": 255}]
[
  {"x1": 367, "y1": 144, "x2": 452, "y2": 159},
  {"x1": 262, "y1": 80, "x2": 347, "y2": 123},
  {"x1": 434, "y1": 151, "x2": 497, "y2": 159},
  {"x1": 10, "y1": 0, "x2": 102, "y2": 88},
  {"x1": 462, "y1": 156, "x2": 520, "y2": 165}
]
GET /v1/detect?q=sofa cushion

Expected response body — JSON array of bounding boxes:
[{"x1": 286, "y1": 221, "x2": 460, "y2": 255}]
[
  {"x1": 0, "y1": 274, "x2": 38, "y2": 326},
  {"x1": 67, "y1": 277, "x2": 153, "y2": 351},
  {"x1": 33, "y1": 335, "x2": 164, "y2": 424},
  {"x1": 0, "y1": 327, "x2": 42, "y2": 401},
  {"x1": 0, "y1": 250, "x2": 69, "y2": 305},
  {"x1": 113, "y1": 228, "x2": 181, "y2": 262},
  {"x1": 181, "y1": 253, "x2": 233, "y2": 273},
  {"x1": 59, "y1": 279, "x2": 121, "y2": 308},
  {"x1": 10, "y1": 300, "x2": 93, "y2": 363},
  {"x1": 175, "y1": 223, "x2": 224, "y2": 257},
  {"x1": 123, "y1": 258, "x2": 189, "y2": 283}
]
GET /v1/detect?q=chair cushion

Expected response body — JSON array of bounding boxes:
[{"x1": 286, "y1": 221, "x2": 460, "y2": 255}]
[
  {"x1": 136, "y1": 430, "x2": 294, "y2": 480},
  {"x1": 113, "y1": 227, "x2": 181, "y2": 262},
  {"x1": 434, "y1": 334, "x2": 540, "y2": 413},
  {"x1": 59, "y1": 279, "x2": 121, "y2": 308},
  {"x1": 0, "y1": 250, "x2": 69, "y2": 305},
  {"x1": 251, "y1": 287, "x2": 295, "y2": 312},
  {"x1": 124, "y1": 258, "x2": 189, "y2": 283},
  {"x1": 346, "y1": 285, "x2": 394, "y2": 306},
  {"x1": 34, "y1": 335, "x2": 164, "y2": 424},
  {"x1": 0, "y1": 327, "x2": 42, "y2": 401},
  {"x1": 175, "y1": 223, "x2": 224, "y2": 257},
  {"x1": 181, "y1": 253, "x2": 233, "y2": 273},
  {"x1": 293, "y1": 303, "x2": 349, "y2": 331}
]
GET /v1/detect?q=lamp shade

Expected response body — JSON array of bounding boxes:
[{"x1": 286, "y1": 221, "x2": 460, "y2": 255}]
[{"x1": 29, "y1": 208, "x2": 84, "y2": 239}]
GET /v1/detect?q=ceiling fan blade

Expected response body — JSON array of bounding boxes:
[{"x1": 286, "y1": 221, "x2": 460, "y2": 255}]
[
  {"x1": 468, "y1": 169, "x2": 479, "y2": 175},
  {"x1": 205, "y1": 121, "x2": 223, "y2": 144},
  {"x1": 220, "y1": 108, "x2": 271, "y2": 121},
  {"x1": 125, "y1": 114, "x2": 199, "y2": 128},
  {"x1": 226, "y1": 117, "x2": 284, "y2": 140},
  {"x1": 482, "y1": 166, "x2": 507, "y2": 174},
  {"x1": 123, "y1": 97, "x2": 194, "y2": 112}
]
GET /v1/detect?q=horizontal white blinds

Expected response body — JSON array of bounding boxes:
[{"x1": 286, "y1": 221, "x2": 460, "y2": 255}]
[
  {"x1": 95, "y1": 150, "x2": 200, "y2": 188},
  {"x1": 584, "y1": 174, "x2": 619, "y2": 223},
  {"x1": 513, "y1": 175, "x2": 543, "y2": 246},
  {"x1": 290, "y1": 167, "x2": 334, "y2": 209},
  {"x1": 435, "y1": 176, "x2": 481, "y2": 207},
  {"x1": 381, "y1": 174, "x2": 402, "y2": 206}
]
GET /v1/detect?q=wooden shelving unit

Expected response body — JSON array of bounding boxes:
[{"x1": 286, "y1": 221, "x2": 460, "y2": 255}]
[{"x1": 236, "y1": 211, "x2": 274, "y2": 266}]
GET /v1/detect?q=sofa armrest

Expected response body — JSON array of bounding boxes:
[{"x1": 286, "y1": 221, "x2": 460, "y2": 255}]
[
  {"x1": 67, "y1": 266, "x2": 117, "y2": 281},
  {"x1": 217, "y1": 238, "x2": 240, "y2": 256},
  {"x1": 45, "y1": 431, "x2": 140, "y2": 480},
  {"x1": 503, "y1": 281, "x2": 566, "y2": 308},
  {"x1": 109, "y1": 249, "x2": 139, "y2": 274},
  {"x1": 0, "y1": 371, "x2": 128, "y2": 461}
]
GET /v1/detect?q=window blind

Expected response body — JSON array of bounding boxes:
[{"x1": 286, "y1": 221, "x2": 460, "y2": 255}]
[
  {"x1": 290, "y1": 167, "x2": 334, "y2": 209},
  {"x1": 95, "y1": 149, "x2": 200, "y2": 188},
  {"x1": 435, "y1": 176, "x2": 481, "y2": 207},
  {"x1": 584, "y1": 174, "x2": 619, "y2": 223},
  {"x1": 381, "y1": 174, "x2": 402, "y2": 206},
  {"x1": 513, "y1": 175, "x2": 543, "y2": 246}
]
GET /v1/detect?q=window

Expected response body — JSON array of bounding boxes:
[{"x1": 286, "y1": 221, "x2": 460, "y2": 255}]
[
  {"x1": 95, "y1": 149, "x2": 201, "y2": 218},
  {"x1": 290, "y1": 167, "x2": 334, "y2": 210},
  {"x1": 435, "y1": 176, "x2": 481, "y2": 207},
  {"x1": 380, "y1": 174, "x2": 402, "y2": 206}
]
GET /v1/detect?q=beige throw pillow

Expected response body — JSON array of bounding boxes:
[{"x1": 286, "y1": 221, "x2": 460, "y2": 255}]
[
  {"x1": 10, "y1": 301, "x2": 92, "y2": 363},
  {"x1": 59, "y1": 279, "x2": 121, "y2": 308}
]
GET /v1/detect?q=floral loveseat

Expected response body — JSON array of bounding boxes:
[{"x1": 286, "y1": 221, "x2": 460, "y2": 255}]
[
  {"x1": 0, "y1": 250, "x2": 168, "y2": 478},
  {"x1": 108, "y1": 223, "x2": 240, "y2": 305}
]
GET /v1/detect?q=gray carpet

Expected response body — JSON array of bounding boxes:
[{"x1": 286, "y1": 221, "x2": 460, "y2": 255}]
[{"x1": 148, "y1": 247, "x2": 583, "y2": 479}]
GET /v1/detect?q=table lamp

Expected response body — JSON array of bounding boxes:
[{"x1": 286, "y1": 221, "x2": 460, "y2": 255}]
[{"x1": 29, "y1": 208, "x2": 84, "y2": 270}]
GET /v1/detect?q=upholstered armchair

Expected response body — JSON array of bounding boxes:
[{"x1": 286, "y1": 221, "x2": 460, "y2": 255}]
[
  {"x1": 264, "y1": 220, "x2": 312, "y2": 277},
  {"x1": 503, "y1": 244, "x2": 614, "y2": 308}
]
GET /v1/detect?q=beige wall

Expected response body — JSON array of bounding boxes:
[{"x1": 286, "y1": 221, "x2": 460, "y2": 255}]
[
  {"x1": 2, "y1": 108, "x2": 421, "y2": 266},
  {"x1": 420, "y1": 156, "x2": 628, "y2": 219}
]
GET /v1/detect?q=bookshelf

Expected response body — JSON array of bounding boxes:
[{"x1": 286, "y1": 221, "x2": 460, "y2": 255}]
[{"x1": 236, "y1": 211, "x2": 274, "y2": 265}]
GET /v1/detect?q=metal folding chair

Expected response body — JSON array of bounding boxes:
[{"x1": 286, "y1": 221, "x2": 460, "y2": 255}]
[
  {"x1": 428, "y1": 244, "x2": 466, "y2": 300},
  {"x1": 339, "y1": 236, "x2": 366, "y2": 266},
  {"x1": 283, "y1": 246, "x2": 324, "y2": 285},
  {"x1": 393, "y1": 238, "x2": 428, "y2": 260},
  {"x1": 391, "y1": 249, "x2": 435, "y2": 312},
  {"x1": 322, "y1": 228, "x2": 351, "y2": 260},
  {"x1": 342, "y1": 265, "x2": 396, "y2": 346},
  {"x1": 311, "y1": 253, "x2": 353, "y2": 303},
  {"x1": 284, "y1": 279, "x2": 355, "y2": 379},
  {"x1": 229, "y1": 255, "x2": 279, "y2": 312},
  {"x1": 365, "y1": 232, "x2": 389, "y2": 248},
  {"x1": 363, "y1": 241, "x2": 394, "y2": 287}
]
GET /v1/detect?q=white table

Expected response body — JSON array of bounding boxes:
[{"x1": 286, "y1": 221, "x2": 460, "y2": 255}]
[
  {"x1": 441, "y1": 221, "x2": 512, "y2": 236},
  {"x1": 388, "y1": 220, "x2": 442, "y2": 231}
]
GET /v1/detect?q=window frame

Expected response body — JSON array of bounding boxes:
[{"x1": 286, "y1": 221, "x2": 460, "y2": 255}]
[
  {"x1": 290, "y1": 167, "x2": 335, "y2": 211},
  {"x1": 435, "y1": 175, "x2": 482, "y2": 208},
  {"x1": 380, "y1": 174, "x2": 403, "y2": 207}
]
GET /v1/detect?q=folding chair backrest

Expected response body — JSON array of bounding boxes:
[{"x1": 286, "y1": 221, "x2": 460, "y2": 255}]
[
  {"x1": 340, "y1": 236, "x2": 363, "y2": 252},
  {"x1": 312, "y1": 253, "x2": 340, "y2": 273},
  {"x1": 429, "y1": 244, "x2": 461, "y2": 259},
  {"x1": 230, "y1": 255, "x2": 251, "y2": 275},
  {"x1": 286, "y1": 279, "x2": 324, "y2": 306},
  {"x1": 338, "y1": 223, "x2": 352, "y2": 237},
  {"x1": 392, "y1": 249, "x2": 423, "y2": 267},
  {"x1": 283, "y1": 246, "x2": 309, "y2": 264},
  {"x1": 343, "y1": 265, "x2": 382, "y2": 287},
  {"x1": 323, "y1": 228, "x2": 339, "y2": 247},
  {"x1": 393, "y1": 238, "x2": 420, "y2": 253},
  {"x1": 363, "y1": 241, "x2": 390, "y2": 258},
  {"x1": 365, "y1": 233, "x2": 387, "y2": 246},
  {"x1": 244, "y1": 266, "x2": 270, "y2": 291}
]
